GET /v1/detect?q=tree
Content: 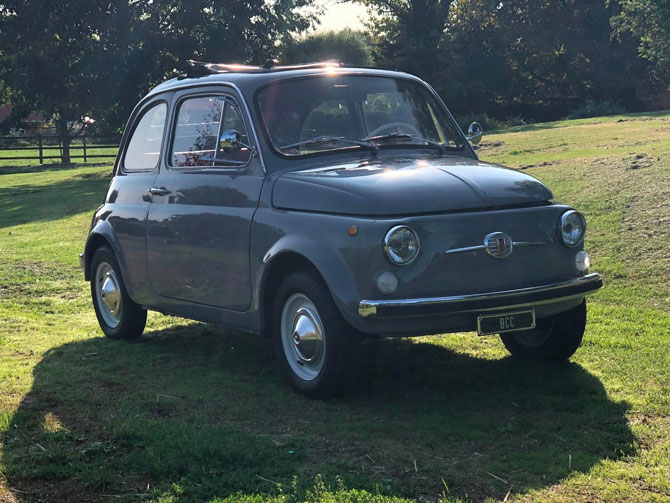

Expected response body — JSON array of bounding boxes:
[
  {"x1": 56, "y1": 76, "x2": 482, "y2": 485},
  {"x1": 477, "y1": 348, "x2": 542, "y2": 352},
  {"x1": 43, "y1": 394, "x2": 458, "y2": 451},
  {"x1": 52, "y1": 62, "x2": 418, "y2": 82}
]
[
  {"x1": 281, "y1": 29, "x2": 373, "y2": 66},
  {"x1": 0, "y1": 1, "x2": 129, "y2": 161},
  {"x1": 361, "y1": 0, "x2": 452, "y2": 79},
  {"x1": 96, "y1": 0, "x2": 319, "y2": 135},
  {"x1": 613, "y1": 0, "x2": 670, "y2": 82},
  {"x1": 0, "y1": 0, "x2": 318, "y2": 163},
  {"x1": 359, "y1": 0, "x2": 653, "y2": 120},
  {"x1": 444, "y1": 0, "x2": 653, "y2": 118}
]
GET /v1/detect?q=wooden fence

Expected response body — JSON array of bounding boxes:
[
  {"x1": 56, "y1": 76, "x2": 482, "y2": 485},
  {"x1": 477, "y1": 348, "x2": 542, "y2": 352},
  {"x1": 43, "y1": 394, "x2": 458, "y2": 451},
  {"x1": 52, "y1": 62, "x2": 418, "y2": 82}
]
[{"x1": 0, "y1": 135, "x2": 120, "y2": 164}]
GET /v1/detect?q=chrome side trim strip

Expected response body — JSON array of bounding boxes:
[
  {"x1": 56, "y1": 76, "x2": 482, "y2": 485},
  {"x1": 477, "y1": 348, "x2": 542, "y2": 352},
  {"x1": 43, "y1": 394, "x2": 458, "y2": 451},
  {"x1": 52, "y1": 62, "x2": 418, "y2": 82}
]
[
  {"x1": 444, "y1": 244, "x2": 486, "y2": 254},
  {"x1": 358, "y1": 273, "x2": 602, "y2": 318},
  {"x1": 444, "y1": 240, "x2": 548, "y2": 255},
  {"x1": 514, "y1": 241, "x2": 549, "y2": 247}
]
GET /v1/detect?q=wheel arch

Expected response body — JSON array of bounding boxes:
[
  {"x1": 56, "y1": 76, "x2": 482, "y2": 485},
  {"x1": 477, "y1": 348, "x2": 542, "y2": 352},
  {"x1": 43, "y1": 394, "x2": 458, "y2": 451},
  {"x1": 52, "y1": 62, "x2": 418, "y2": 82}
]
[
  {"x1": 259, "y1": 251, "x2": 323, "y2": 337},
  {"x1": 83, "y1": 233, "x2": 113, "y2": 280},
  {"x1": 83, "y1": 221, "x2": 127, "y2": 283}
]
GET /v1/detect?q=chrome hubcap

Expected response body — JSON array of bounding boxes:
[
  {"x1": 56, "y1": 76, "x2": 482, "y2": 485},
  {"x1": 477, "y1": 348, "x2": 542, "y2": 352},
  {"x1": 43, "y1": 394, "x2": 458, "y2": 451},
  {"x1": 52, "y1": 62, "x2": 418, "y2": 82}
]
[
  {"x1": 95, "y1": 262, "x2": 122, "y2": 328},
  {"x1": 281, "y1": 294, "x2": 325, "y2": 381},
  {"x1": 292, "y1": 308, "x2": 323, "y2": 363}
]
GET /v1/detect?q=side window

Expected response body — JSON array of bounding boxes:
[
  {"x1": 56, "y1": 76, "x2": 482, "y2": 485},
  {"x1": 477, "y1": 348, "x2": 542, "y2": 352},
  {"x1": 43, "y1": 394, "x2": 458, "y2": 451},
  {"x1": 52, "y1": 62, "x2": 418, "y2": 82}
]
[
  {"x1": 171, "y1": 95, "x2": 251, "y2": 168},
  {"x1": 124, "y1": 102, "x2": 167, "y2": 172}
]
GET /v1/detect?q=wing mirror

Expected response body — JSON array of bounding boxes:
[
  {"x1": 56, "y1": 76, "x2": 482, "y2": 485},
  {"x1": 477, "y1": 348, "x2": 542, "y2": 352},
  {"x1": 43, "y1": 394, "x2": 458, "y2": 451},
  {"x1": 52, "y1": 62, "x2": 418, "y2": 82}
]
[
  {"x1": 467, "y1": 122, "x2": 483, "y2": 145},
  {"x1": 219, "y1": 129, "x2": 257, "y2": 157},
  {"x1": 219, "y1": 129, "x2": 243, "y2": 152}
]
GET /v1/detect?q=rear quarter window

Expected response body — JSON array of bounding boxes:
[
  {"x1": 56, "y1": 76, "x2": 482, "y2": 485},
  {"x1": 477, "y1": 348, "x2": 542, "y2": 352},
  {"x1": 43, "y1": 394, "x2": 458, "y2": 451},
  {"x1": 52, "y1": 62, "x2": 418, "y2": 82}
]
[{"x1": 123, "y1": 102, "x2": 167, "y2": 172}]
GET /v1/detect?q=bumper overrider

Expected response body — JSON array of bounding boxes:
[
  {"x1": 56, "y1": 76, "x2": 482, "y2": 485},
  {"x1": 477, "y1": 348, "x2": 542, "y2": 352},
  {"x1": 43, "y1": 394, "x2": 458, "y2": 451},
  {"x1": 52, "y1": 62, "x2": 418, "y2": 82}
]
[{"x1": 359, "y1": 272, "x2": 602, "y2": 319}]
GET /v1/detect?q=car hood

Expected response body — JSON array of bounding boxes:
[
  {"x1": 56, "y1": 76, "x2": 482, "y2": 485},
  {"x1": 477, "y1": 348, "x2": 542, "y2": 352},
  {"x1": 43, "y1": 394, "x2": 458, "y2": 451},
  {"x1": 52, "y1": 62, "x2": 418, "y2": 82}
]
[{"x1": 272, "y1": 156, "x2": 553, "y2": 216}]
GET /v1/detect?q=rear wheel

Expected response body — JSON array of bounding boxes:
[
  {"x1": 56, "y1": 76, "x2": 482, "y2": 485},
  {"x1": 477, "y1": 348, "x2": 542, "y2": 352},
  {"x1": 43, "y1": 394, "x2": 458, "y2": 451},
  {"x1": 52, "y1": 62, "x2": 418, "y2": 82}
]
[
  {"x1": 272, "y1": 269, "x2": 357, "y2": 398},
  {"x1": 500, "y1": 301, "x2": 587, "y2": 361},
  {"x1": 90, "y1": 246, "x2": 146, "y2": 340}
]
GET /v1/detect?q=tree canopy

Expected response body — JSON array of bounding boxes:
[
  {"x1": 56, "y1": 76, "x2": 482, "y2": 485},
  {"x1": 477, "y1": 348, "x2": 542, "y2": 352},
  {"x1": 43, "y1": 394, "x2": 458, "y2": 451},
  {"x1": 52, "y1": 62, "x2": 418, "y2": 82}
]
[
  {"x1": 0, "y1": 0, "x2": 318, "y2": 162},
  {"x1": 0, "y1": 0, "x2": 669, "y2": 157},
  {"x1": 614, "y1": 0, "x2": 670, "y2": 81},
  {"x1": 362, "y1": 0, "x2": 657, "y2": 121},
  {"x1": 281, "y1": 29, "x2": 373, "y2": 66}
]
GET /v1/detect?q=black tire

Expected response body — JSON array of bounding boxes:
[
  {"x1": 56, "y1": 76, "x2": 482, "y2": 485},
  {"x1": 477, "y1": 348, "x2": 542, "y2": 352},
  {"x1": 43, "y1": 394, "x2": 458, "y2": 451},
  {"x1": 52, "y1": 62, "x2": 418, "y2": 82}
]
[
  {"x1": 271, "y1": 269, "x2": 358, "y2": 398},
  {"x1": 90, "y1": 246, "x2": 147, "y2": 340},
  {"x1": 500, "y1": 301, "x2": 587, "y2": 361}
]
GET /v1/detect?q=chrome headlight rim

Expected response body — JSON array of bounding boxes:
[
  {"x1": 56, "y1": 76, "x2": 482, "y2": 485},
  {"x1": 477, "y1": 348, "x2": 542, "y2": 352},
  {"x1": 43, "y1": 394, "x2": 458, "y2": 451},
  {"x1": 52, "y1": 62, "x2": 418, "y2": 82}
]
[
  {"x1": 558, "y1": 210, "x2": 586, "y2": 248},
  {"x1": 383, "y1": 225, "x2": 420, "y2": 266}
]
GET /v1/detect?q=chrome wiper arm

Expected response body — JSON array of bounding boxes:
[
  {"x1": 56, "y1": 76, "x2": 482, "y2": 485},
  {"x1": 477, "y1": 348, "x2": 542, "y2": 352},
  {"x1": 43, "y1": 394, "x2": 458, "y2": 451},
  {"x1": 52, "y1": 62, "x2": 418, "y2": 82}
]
[
  {"x1": 361, "y1": 132, "x2": 447, "y2": 152},
  {"x1": 280, "y1": 135, "x2": 377, "y2": 152}
]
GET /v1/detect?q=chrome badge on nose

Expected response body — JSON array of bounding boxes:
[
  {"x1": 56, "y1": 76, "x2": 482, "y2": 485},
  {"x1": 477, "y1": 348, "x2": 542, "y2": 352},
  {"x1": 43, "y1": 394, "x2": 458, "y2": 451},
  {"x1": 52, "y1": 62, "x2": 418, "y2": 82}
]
[{"x1": 485, "y1": 232, "x2": 513, "y2": 259}]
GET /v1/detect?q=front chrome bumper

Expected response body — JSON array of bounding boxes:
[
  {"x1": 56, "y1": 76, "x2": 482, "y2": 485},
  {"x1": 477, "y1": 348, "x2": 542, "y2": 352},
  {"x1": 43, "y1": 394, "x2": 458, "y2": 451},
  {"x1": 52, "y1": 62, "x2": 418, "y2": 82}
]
[{"x1": 359, "y1": 272, "x2": 602, "y2": 319}]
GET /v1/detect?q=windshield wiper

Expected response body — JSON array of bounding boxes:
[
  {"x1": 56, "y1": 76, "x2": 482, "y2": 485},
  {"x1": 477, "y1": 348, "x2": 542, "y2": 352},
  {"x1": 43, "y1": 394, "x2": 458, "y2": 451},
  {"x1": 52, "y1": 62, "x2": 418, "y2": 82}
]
[
  {"x1": 361, "y1": 132, "x2": 447, "y2": 153},
  {"x1": 280, "y1": 135, "x2": 378, "y2": 154}
]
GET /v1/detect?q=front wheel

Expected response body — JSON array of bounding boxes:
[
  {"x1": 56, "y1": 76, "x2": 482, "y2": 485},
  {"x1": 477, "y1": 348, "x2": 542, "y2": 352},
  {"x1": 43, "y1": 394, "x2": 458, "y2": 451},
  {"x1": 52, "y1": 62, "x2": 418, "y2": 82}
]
[
  {"x1": 272, "y1": 270, "x2": 357, "y2": 398},
  {"x1": 90, "y1": 246, "x2": 147, "y2": 340},
  {"x1": 500, "y1": 301, "x2": 587, "y2": 361}
]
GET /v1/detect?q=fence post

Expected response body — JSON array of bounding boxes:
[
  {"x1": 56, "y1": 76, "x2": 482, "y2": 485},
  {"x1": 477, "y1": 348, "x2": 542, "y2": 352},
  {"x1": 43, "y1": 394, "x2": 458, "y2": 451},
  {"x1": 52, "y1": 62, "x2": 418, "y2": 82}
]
[
  {"x1": 83, "y1": 136, "x2": 87, "y2": 163},
  {"x1": 38, "y1": 135, "x2": 43, "y2": 164}
]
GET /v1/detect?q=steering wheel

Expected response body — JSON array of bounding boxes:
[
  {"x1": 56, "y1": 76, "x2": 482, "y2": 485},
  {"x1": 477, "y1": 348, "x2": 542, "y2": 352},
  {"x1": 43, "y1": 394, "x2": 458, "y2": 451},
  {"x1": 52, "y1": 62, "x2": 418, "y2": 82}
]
[{"x1": 366, "y1": 122, "x2": 422, "y2": 138}]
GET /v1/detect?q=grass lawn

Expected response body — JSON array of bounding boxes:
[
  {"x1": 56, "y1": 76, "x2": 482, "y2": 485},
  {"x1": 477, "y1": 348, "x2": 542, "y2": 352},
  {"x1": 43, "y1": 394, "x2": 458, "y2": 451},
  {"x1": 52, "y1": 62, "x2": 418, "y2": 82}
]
[{"x1": 1, "y1": 112, "x2": 669, "y2": 502}]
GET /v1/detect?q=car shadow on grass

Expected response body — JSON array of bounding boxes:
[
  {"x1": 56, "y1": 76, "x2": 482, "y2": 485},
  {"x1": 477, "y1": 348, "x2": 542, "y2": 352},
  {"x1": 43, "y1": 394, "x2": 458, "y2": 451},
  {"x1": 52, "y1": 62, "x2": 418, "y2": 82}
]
[{"x1": 2, "y1": 323, "x2": 633, "y2": 502}]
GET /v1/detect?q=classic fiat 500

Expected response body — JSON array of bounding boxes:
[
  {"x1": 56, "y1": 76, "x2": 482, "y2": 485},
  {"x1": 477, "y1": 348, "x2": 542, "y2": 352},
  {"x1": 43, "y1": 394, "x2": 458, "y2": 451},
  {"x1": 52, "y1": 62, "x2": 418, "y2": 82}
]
[{"x1": 81, "y1": 61, "x2": 602, "y2": 397}]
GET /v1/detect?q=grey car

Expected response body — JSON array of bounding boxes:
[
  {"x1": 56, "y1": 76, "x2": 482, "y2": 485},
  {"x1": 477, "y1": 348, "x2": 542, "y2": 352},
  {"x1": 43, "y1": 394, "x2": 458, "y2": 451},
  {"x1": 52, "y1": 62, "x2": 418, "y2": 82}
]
[{"x1": 80, "y1": 61, "x2": 602, "y2": 397}]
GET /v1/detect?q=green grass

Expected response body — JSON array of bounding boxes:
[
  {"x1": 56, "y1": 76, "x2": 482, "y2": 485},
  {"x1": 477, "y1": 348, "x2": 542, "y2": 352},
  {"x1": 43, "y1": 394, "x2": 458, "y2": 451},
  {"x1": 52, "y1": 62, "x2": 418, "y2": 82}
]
[{"x1": 1, "y1": 112, "x2": 670, "y2": 502}]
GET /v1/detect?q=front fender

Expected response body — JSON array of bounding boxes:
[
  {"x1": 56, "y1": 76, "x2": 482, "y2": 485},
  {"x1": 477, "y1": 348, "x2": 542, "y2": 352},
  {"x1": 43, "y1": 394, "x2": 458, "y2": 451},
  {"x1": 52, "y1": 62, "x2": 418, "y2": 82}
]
[{"x1": 251, "y1": 208, "x2": 377, "y2": 331}]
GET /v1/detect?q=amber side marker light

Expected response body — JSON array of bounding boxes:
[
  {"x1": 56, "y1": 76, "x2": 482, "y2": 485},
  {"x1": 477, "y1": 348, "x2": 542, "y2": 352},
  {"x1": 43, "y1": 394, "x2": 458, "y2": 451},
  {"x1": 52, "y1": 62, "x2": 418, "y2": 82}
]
[{"x1": 349, "y1": 225, "x2": 359, "y2": 236}]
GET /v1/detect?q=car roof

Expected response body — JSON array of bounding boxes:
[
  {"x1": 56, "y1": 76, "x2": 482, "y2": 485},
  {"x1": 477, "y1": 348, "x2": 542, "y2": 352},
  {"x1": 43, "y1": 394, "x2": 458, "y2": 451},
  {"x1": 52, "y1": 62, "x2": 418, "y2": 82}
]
[{"x1": 146, "y1": 63, "x2": 424, "y2": 99}]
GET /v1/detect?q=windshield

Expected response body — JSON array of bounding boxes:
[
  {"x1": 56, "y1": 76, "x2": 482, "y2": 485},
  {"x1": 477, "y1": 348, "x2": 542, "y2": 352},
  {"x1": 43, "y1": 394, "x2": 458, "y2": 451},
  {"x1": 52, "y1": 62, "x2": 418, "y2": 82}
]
[{"x1": 257, "y1": 75, "x2": 466, "y2": 157}]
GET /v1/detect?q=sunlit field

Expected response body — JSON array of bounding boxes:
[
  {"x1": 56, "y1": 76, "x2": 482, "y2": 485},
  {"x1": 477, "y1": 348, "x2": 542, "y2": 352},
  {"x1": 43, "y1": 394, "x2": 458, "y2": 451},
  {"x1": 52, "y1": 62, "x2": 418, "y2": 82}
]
[{"x1": 1, "y1": 112, "x2": 669, "y2": 502}]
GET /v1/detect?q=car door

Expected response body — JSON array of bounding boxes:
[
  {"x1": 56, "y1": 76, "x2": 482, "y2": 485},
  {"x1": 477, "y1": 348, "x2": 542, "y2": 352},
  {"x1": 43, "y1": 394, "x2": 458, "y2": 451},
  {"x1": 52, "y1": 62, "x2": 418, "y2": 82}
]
[
  {"x1": 146, "y1": 88, "x2": 264, "y2": 311},
  {"x1": 107, "y1": 96, "x2": 169, "y2": 304}
]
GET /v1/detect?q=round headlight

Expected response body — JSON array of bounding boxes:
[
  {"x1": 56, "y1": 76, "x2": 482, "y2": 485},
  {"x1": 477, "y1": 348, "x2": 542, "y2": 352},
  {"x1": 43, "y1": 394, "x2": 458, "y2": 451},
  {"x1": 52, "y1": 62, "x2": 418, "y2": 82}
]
[
  {"x1": 383, "y1": 225, "x2": 420, "y2": 265},
  {"x1": 559, "y1": 210, "x2": 586, "y2": 247}
]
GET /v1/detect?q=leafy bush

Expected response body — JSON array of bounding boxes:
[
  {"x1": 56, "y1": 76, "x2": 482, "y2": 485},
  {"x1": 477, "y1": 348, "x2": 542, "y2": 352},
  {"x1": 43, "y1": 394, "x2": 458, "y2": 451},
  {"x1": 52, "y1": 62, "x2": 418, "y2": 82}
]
[
  {"x1": 567, "y1": 102, "x2": 627, "y2": 119},
  {"x1": 503, "y1": 114, "x2": 527, "y2": 127}
]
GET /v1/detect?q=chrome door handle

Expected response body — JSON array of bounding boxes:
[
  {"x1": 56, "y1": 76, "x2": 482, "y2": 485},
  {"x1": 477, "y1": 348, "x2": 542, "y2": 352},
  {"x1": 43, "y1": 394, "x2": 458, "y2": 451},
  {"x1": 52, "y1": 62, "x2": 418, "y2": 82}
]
[{"x1": 148, "y1": 187, "x2": 170, "y2": 196}]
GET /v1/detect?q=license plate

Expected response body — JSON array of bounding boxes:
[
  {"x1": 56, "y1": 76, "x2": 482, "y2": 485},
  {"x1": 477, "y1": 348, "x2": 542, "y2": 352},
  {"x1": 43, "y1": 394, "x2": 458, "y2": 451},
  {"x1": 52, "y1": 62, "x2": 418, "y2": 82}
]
[{"x1": 477, "y1": 309, "x2": 536, "y2": 336}]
